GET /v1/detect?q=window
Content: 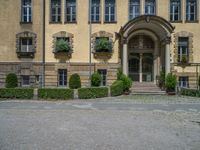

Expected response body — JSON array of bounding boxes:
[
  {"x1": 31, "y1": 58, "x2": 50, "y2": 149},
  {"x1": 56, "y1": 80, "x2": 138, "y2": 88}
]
[
  {"x1": 58, "y1": 69, "x2": 67, "y2": 86},
  {"x1": 90, "y1": 0, "x2": 101, "y2": 22},
  {"x1": 66, "y1": 0, "x2": 76, "y2": 22},
  {"x1": 145, "y1": 0, "x2": 155, "y2": 15},
  {"x1": 179, "y1": 76, "x2": 189, "y2": 88},
  {"x1": 20, "y1": 37, "x2": 33, "y2": 52},
  {"x1": 178, "y1": 37, "x2": 189, "y2": 62},
  {"x1": 186, "y1": 0, "x2": 197, "y2": 21},
  {"x1": 21, "y1": 0, "x2": 32, "y2": 22},
  {"x1": 105, "y1": 0, "x2": 116, "y2": 22},
  {"x1": 129, "y1": 0, "x2": 140, "y2": 20},
  {"x1": 170, "y1": 0, "x2": 181, "y2": 21},
  {"x1": 98, "y1": 69, "x2": 107, "y2": 86},
  {"x1": 21, "y1": 76, "x2": 30, "y2": 86},
  {"x1": 51, "y1": 0, "x2": 61, "y2": 22},
  {"x1": 57, "y1": 37, "x2": 70, "y2": 42}
]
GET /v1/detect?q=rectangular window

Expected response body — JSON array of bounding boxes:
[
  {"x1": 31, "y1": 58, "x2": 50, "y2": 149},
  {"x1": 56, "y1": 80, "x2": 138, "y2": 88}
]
[
  {"x1": 186, "y1": 0, "x2": 197, "y2": 21},
  {"x1": 179, "y1": 76, "x2": 189, "y2": 88},
  {"x1": 105, "y1": 0, "x2": 116, "y2": 22},
  {"x1": 20, "y1": 37, "x2": 33, "y2": 52},
  {"x1": 145, "y1": 0, "x2": 155, "y2": 15},
  {"x1": 58, "y1": 69, "x2": 67, "y2": 86},
  {"x1": 21, "y1": 75, "x2": 30, "y2": 86},
  {"x1": 98, "y1": 69, "x2": 107, "y2": 86},
  {"x1": 51, "y1": 0, "x2": 61, "y2": 22},
  {"x1": 21, "y1": 0, "x2": 32, "y2": 22},
  {"x1": 129, "y1": 0, "x2": 140, "y2": 20},
  {"x1": 170, "y1": 0, "x2": 181, "y2": 21},
  {"x1": 90, "y1": 0, "x2": 101, "y2": 22},
  {"x1": 178, "y1": 37, "x2": 189, "y2": 62},
  {"x1": 66, "y1": 0, "x2": 76, "y2": 22}
]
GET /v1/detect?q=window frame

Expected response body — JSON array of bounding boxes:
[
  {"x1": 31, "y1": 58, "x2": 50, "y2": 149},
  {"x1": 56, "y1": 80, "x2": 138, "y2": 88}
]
[
  {"x1": 20, "y1": 37, "x2": 33, "y2": 52},
  {"x1": 129, "y1": 0, "x2": 140, "y2": 20},
  {"x1": 169, "y1": 0, "x2": 182, "y2": 22},
  {"x1": 90, "y1": 0, "x2": 101, "y2": 23},
  {"x1": 104, "y1": 0, "x2": 116, "y2": 23},
  {"x1": 58, "y1": 69, "x2": 67, "y2": 87},
  {"x1": 98, "y1": 69, "x2": 107, "y2": 86},
  {"x1": 144, "y1": 0, "x2": 156, "y2": 15},
  {"x1": 178, "y1": 37, "x2": 189, "y2": 63},
  {"x1": 65, "y1": 0, "x2": 77, "y2": 23},
  {"x1": 21, "y1": 0, "x2": 32, "y2": 23},
  {"x1": 186, "y1": 0, "x2": 198, "y2": 22},
  {"x1": 50, "y1": 0, "x2": 62, "y2": 23},
  {"x1": 179, "y1": 76, "x2": 189, "y2": 88},
  {"x1": 21, "y1": 75, "x2": 30, "y2": 86}
]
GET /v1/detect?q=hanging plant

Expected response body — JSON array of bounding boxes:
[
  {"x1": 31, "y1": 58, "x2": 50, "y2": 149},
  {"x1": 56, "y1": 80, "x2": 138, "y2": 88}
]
[
  {"x1": 55, "y1": 39, "x2": 71, "y2": 53},
  {"x1": 95, "y1": 38, "x2": 112, "y2": 52}
]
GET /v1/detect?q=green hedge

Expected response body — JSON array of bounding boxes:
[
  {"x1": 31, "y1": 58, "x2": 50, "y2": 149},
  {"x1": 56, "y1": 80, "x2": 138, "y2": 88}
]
[
  {"x1": 38, "y1": 88, "x2": 74, "y2": 100},
  {"x1": 111, "y1": 80, "x2": 124, "y2": 96},
  {"x1": 180, "y1": 88, "x2": 200, "y2": 97},
  {"x1": 0, "y1": 88, "x2": 33, "y2": 99},
  {"x1": 78, "y1": 87, "x2": 108, "y2": 99}
]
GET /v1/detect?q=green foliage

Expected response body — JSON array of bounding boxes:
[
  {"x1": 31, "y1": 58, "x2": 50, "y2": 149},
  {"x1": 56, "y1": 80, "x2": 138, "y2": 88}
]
[
  {"x1": 69, "y1": 73, "x2": 81, "y2": 89},
  {"x1": 165, "y1": 73, "x2": 177, "y2": 91},
  {"x1": 38, "y1": 88, "x2": 74, "y2": 100},
  {"x1": 119, "y1": 74, "x2": 133, "y2": 92},
  {"x1": 0, "y1": 88, "x2": 33, "y2": 99},
  {"x1": 111, "y1": 80, "x2": 124, "y2": 96},
  {"x1": 180, "y1": 55, "x2": 188, "y2": 63},
  {"x1": 78, "y1": 87, "x2": 108, "y2": 99},
  {"x1": 117, "y1": 68, "x2": 123, "y2": 80},
  {"x1": 158, "y1": 71, "x2": 165, "y2": 89},
  {"x1": 180, "y1": 88, "x2": 200, "y2": 97},
  {"x1": 56, "y1": 39, "x2": 71, "y2": 52},
  {"x1": 95, "y1": 38, "x2": 112, "y2": 52},
  {"x1": 91, "y1": 72, "x2": 102, "y2": 87},
  {"x1": 5, "y1": 73, "x2": 18, "y2": 88},
  {"x1": 198, "y1": 76, "x2": 200, "y2": 88}
]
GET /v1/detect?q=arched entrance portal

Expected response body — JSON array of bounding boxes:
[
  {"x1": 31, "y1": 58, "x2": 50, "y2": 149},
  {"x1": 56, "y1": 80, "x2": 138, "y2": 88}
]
[{"x1": 119, "y1": 15, "x2": 175, "y2": 83}]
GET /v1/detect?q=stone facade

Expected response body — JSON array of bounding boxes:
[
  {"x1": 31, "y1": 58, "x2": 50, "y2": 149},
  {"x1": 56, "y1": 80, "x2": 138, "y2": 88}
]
[{"x1": 0, "y1": 0, "x2": 200, "y2": 88}]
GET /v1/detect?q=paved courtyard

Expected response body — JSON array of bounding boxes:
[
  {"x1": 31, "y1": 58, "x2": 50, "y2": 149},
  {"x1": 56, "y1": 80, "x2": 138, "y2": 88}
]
[{"x1": 0, "y1": 95, "x2": 200, "y2": 150}]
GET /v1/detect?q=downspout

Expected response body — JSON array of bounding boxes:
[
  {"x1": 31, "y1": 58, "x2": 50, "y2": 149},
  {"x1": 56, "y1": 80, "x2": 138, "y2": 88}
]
[{"x1": 42, "y1": 0, "x2": 46, "y2": 87}]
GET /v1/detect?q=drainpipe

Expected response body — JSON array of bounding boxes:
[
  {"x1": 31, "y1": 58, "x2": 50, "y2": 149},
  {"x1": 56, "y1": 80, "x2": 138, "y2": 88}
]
[{"x1": 42, "y1": 0, "x2": 46, "y2": 87}]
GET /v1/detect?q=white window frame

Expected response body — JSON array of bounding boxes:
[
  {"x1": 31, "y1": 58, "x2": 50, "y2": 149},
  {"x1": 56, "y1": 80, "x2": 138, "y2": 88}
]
[
  {"x1": 129, "y1": 0, "x2": 140, "y2": 20},
  {"x1": 66, "y1": 0, "x2": 76, "y2": 22},
  {"x1": 51, "y1": 0, "x2": 61, "y2": 22},
  {"x1": 178, "y1": 37, "x2": 189, "y2": 62},
  {"x1": 179, "y1": 76, "x2": 189, "y2": 88},
  {"x1": 20, "y1": 37, "x2": 33, "y2": 52},
  {"x1": 170, "y1": 0, "x2": 181, "y2": 21},
  {"x1": 91, "y1": 0, "x2": 101, "y2": 22},
  {"x1": 186, "y1": 0, "x2": 197, "y2": 21},
  {"x1": 145, "y1": 0, "x2": 156, "y2": 15},
  {"x1": 105, "y1": 0, "x2": 116, "y2": 22},
  {"x1": 21, "y1": 0, "x2": 32, "y2": 22},
  {"x1": 58, "y1": 69, "x2": 67, "y2": 86}
]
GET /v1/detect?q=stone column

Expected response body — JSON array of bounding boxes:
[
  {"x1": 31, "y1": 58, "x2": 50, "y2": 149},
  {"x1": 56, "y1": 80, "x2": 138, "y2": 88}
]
[
  {"x1": 154, "y1": 42, "x2": 159, "y2": 84},
  {"x1": 139, "y1": 53, "x2": 143, "y2": 83},
  {"x1": 165, "y1": 38, "x2": 171, "y2": 74},
  {"x1": 123, "y1": 39, "x2": 128, "y2": 76}
]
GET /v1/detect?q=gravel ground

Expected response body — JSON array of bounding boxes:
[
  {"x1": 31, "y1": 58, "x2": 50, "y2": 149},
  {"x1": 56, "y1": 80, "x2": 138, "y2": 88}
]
[{"x1": 0, "y1": 95, "x2": 200, "y2": 150}]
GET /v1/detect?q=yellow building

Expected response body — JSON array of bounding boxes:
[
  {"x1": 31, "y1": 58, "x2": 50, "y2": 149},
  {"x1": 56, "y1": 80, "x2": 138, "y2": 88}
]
[{"x1": 0, "y1": 0, "x2": 200, "y2": 88}]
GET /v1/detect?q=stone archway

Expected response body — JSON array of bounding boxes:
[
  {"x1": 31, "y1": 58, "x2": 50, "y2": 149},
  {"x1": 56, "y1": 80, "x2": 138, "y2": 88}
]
[{"x1": 119, "y1": 15, "x2": 175, "y2": 83}]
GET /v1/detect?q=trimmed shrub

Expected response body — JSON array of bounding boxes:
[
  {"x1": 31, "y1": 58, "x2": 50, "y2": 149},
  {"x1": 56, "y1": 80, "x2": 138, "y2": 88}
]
[
  {"x1": 0, "y1": 88, "x2": 33, "y2": 99},
  {"x1": 5, "y1": 73, "x2": 18, "y2": 88},
  {"x1": 56, "y1": 39, "x2": 71, "y2": 52},
  {"x1": 111, "y1": 80, "x2": 124, "y2": 96},
  {"x1": 69, "y1": 73, "x2": 81, "y2": 89},
  {"x1": 117, "y1": 68, "x2": 123, "y2": 80},
  {"x1": 38, "y1": 88, "x2": 73, "y2": 100},
  {"x1": 165, "y1": 73, "x2": 177, "y2": 92},
  {"x1": 78, "y1": 87, "x2": 108, "y2": 99},
  {"x1": 91, "y1": 72, "x2": 101, "y2": 87},
  {"x1": 180, "y1": 88, "x2": 200, "y2": 97},
  {"x1": 119, "y1": 74, "x2": 133, "y2": 92},
  {"x1": 198, "y1": 76, "x2": 200, "y2": 88}
]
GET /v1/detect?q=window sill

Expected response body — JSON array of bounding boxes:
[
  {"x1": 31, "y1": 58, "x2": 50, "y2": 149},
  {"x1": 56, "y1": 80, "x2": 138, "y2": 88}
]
[
  {"x1": 185, "y1": 20, "x2": 199, "y2": 23},
  {"x1": 49, "y1": 21, "x2": 62, "y2": 24},
  {"x1": 20, "y1": 22, "x2": 32, "y2": 24},
  {"x1": 103, "y1": 21, "x2": 117, "y2": 24},
  {"x1": 170, "y1": 20, "x2": 183, "y2": 23},
  {"x1": 88, "y1": 21, "x2": 101, "y2": 24},
  {"x1": 64, "y1": 21, "x2": 77, "y2": 24}
]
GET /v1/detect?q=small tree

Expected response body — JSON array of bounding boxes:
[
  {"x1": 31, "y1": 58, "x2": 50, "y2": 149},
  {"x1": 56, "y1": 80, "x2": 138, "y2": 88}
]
[
  {"x1": 91, "y1": 72, "x2": 101, "y2": 87},
  {"x1": 119, "y1": 74, "x2": 133, "y2": 92},
  {"x1": 5, "y1": 73, "x2": 18, "y2": 88},
  {"x1": 69, "y1": 73, "x2": 81, "y2": 89},
  {"x1": 165, "y1": 73, "x2": 177, "y2": 92}
]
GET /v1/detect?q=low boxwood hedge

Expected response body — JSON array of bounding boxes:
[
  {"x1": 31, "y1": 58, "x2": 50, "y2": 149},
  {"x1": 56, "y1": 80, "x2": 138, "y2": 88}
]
[
  {"x1": 180, "y1": 88, "x2": 200, "y2": 97},
  {"x1": 38, "y1": 88, "x2": 74, "y2": 100},
  {"x1": 78, "y1": 87, "x2": 108, "y2": 99},
  {"x1": 0, "y1": 88, "x2": 33, "y2": 99},
  {"x1": 111, "y1": 80, "x2": 124, "y2": 96}
]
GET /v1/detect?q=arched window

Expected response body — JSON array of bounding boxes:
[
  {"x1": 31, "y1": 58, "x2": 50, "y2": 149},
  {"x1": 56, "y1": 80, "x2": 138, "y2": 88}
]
[
  {"x1": 145, "y1": 0, "x2": 156, "y2": 15},
  {"x1": 129, "y1": 0, "x2": 140, "y2": 20}
]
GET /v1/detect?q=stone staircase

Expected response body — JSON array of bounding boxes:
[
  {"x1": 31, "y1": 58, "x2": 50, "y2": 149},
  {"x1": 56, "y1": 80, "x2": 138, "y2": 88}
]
[{"x1": 131, "y1": 82, "x2": 166, "y2": 95}]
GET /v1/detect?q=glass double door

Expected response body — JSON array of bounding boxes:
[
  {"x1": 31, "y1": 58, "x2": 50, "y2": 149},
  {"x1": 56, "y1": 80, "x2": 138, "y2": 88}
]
[{"x1": 129, "y1": 53, "x2": 153, "y2": 82}]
